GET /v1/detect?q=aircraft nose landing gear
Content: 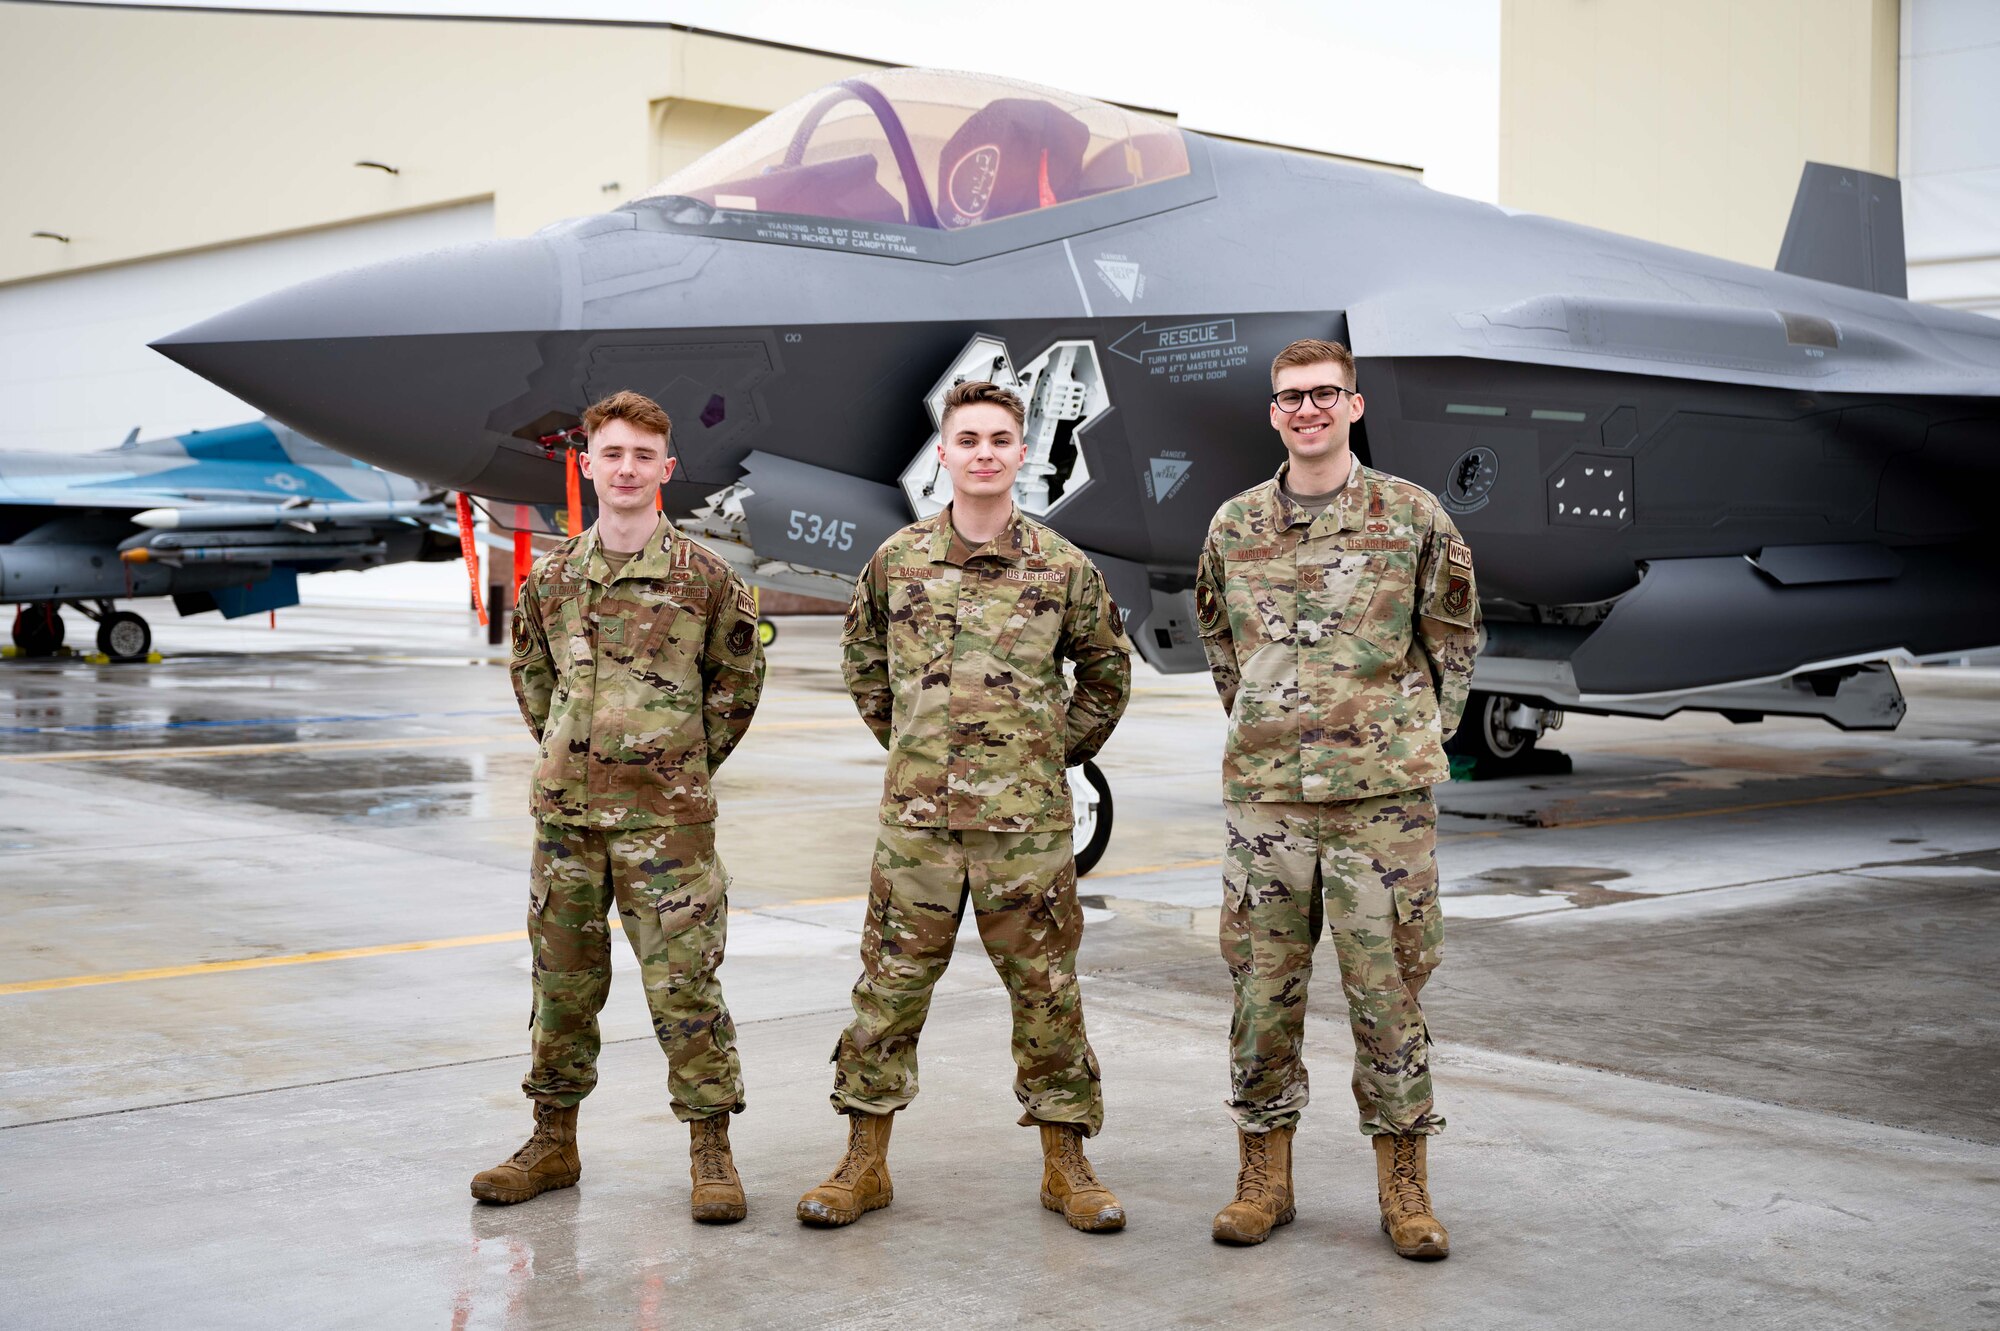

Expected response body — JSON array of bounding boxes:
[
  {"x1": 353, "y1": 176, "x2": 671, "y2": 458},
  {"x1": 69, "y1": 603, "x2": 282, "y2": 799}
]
[
  {"x1": 1446, "y1": 691, "x2": 1570, "y2": 777},
  {"x1": 1069, "y1": 759, "x2": 1113, "y2": 876}
]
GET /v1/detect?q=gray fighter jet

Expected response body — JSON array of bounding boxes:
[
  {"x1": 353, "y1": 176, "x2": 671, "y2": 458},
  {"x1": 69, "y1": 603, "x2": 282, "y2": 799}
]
[
  {"x1": 157, "y1": 68, "x2": 2000, "y2": 765},
  {"x1": 1, "y1": 419, "x2": 456, "y2": 660}
]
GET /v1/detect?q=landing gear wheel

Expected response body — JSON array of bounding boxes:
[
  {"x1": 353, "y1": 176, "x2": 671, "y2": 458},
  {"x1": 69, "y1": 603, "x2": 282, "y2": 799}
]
[
  {"x1": 1445, "y1": 691, "x2": 1538, "y2": 764},
  {"x1": 1068, "y1": 759, "x2": 1113, "y2": 877},
  {"x1": 96, "y1": 611, "x2": 152, "y2": 663},
  {"x1": 757, "y1": 619, "x2": 778, "y2": 647},
  {"x1": 11, "y1": 603, "x2": 65, "y2": 657}
]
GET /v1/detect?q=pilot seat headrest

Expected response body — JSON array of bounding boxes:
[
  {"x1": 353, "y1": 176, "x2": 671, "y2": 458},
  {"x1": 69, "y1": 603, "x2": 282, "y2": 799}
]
[{"x1": 936, "y1": 98, "x2": 1091, "y2": 229}]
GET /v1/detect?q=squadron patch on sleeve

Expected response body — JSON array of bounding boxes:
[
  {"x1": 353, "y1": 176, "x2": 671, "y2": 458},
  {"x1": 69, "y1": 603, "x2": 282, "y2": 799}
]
[
  {"x1": 1196, "y1": 580, "x2": 1224, "y2": 635},
  {"x1": 726, "y1": 619, "x2": 755, "y2": 657},
  {"x1": 1441, "y1": 574, "x2": 1472, "y2": 617}
]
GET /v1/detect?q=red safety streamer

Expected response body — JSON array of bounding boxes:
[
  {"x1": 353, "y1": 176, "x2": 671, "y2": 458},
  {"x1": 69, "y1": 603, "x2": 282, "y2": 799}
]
[
  {"x1": 455, "y1": 491, "x2": 487, "y2": 627},
  {"x1": 565, "y1": 446, "x2": 584, "y2": 537},
  {"x1": 512, "y1": 505, "x2": 533, "y2": 595}
]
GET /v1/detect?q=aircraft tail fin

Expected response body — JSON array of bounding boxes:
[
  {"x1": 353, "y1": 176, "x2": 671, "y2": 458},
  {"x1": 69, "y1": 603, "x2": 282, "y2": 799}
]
[{"x1": 1775, "y1": 162, "x2": 1907, "y2": 298}]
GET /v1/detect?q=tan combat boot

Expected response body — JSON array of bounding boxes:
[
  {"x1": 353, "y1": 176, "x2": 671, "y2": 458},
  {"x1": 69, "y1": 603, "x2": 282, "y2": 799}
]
[
  {"x1": 1037, "y1": 1123, "x2": 1126, "y2": 1233},
  {"x1": 797, "y1": 1111, "x2": 894, "y2": 1227},
  {"x1": 1374, "y1": 1133, "x2": 1449, "y2": 1259},
  {"x1": 1212, "y1": 1125, "x2": 1295, "y2": 1245},
  {"x1": 470, "y1": 1102, "x2": 580, "y2": 1204},
  {"x1": 688, "y1": 1114, "x2": 746, "y2": 1224}
]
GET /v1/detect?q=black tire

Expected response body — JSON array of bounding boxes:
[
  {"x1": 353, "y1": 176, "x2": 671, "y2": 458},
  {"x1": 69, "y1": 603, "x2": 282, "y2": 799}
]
[
  {"x1": 96, "y1": 610, "x2": 152, "y2": 663},
  {"x1": 1069, "y1": 759, "x2": 1113, "y2": 877},
  {"x1": 11, "y1": 603, "x2": 64, "y2": 657},
  {"x1": 1445, "y1": 690, "x2": 1538, "y2": 764},
  {"x1": 757, "y1": 618, "x2": 778, "y2": 647}
]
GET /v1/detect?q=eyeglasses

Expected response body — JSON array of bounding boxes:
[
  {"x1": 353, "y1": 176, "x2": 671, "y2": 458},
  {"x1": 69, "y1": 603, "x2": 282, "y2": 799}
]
[{"x1": 1270, "y1": 385, "x2": 1355, "y2": 413}]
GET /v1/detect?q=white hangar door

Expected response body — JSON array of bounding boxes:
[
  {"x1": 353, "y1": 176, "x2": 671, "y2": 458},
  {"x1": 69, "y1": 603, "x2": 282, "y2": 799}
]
[{"x1": 0, "y1": 201, "x2": 493, "y2": 456}]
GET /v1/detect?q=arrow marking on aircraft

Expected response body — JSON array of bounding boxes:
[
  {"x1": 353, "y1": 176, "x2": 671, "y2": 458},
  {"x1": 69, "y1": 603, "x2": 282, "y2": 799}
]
[{"x1": 1109, "y1": 319, "x2": 1237, "y2": 363}]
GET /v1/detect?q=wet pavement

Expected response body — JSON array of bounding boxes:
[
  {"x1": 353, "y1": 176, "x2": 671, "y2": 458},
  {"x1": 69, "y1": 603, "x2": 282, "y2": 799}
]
[{"x1": 2, "y1": 606, "x2": 1997, "y2": 1328}]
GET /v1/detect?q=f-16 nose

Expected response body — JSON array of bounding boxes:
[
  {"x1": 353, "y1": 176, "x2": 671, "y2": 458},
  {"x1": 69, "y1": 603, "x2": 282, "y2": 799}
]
[{"x1": 152, "y1": 238, "x2": 564, "y2": 496}]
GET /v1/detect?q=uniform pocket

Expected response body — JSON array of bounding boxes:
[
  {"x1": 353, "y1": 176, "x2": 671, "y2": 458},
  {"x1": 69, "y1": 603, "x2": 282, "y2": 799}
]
[
  {"x1": 888, "y1": 575, "x2": 951, "y2": 661},
  {"x1": 1225, "y1": 566, "x2": 1293, "y2": 646},
  {"x1": 992, "y1": 584, "x2": 1063, "y2": 666},
  {"x1": 1295, "y1": 554, "x2": 1381, "y2": 644},
  {"x1": 654, "y1": 858, "x2": 729, "y2": 993},
  {"x1": 1355, "y1": 553, "x2": 1416, "y2": 655},
  {"x1": 1042, "y1": 855, "x2": 1084, "y2": 979}
]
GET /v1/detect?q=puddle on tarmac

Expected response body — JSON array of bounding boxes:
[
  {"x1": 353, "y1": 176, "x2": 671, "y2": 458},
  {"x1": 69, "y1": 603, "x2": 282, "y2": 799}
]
[
  {"x1": 1463, "y1": 865, "x2": 1646, "y2": 909},
  {"x1": 105, "y1": 752, "x2": 499, "y2": 822}
]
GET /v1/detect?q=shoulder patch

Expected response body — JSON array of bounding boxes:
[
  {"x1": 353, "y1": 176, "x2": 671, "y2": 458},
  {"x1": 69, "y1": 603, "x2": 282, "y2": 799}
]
[
  {"x1": 1195, "y1": 580, "x2": 1224, "y2": 635},
  {"x1": 735, "y1": 585, "x2": 757, "y2": 617},
  {"x1": 725, "y1": 619, "x2": 754, "y2": 656},
  {"x1": 1448, "y1": 537, "x2": 1473, "y2": 569}
]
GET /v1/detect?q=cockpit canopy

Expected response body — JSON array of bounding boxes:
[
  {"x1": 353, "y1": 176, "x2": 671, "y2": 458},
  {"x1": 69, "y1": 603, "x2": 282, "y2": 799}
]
[{"x1": 643, "y1": 69, "x2": 1191, "y2": 231}]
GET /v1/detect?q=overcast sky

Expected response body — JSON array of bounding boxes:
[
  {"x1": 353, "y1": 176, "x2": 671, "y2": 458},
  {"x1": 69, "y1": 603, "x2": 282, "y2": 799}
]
[{"x1": 60, "y1": 0, "x2": 1502, "y2": 199}]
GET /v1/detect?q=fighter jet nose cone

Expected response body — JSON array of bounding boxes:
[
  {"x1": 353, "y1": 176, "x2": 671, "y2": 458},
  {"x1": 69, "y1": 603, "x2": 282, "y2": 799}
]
[
  {"x1": 153, "y1": 239, "x2": 565, "y2": 494},
  {"x1": 157, "y1": 238, "x2": 563, "y2": 349}
]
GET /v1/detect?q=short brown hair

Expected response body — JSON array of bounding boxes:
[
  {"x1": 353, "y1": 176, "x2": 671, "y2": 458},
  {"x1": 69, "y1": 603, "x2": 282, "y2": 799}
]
[
  {"x1": 1271, "y1": 338, "x2": 1356, "y2": 389},
  {"x1": 941, "y1": 380, "x2": 1026, "y2": 433},
  {"x1": 582, "y1": 389, "x2": 672, "y2": 445}
]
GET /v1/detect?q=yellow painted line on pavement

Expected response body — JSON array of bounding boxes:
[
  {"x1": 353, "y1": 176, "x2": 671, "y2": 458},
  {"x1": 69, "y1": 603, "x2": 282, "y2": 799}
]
[
  {"x1": 0, "y1": 930, "x2": 527, "y2": 996},
  {"x1": 1093, "y1": 856, "x2": 1221, "y2": 878}
]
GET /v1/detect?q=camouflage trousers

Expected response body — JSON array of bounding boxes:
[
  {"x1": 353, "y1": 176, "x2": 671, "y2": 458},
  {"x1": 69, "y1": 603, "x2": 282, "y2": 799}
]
[
  {"x1": 522, "y1": 818, "x2": 743, "y2": 1121},
  {"x1": 1221, "y1": 791, "x2": 1444, "y2": 1138},
  {"x1": 829, "y1": 825, "x2": 1105, "y2": 1135}
]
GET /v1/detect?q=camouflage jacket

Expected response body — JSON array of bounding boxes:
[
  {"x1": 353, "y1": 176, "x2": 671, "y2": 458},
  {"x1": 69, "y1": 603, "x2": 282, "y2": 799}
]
[
  {"x1": 1194, "y1": 459, "x2": 1481, "y2": 802},
  {"x1": 843, "y1": 505, "x2": 1133, "y2": 831},
  {"x1": 511, "y1": 518, "x2": 765, "y2": 829}
]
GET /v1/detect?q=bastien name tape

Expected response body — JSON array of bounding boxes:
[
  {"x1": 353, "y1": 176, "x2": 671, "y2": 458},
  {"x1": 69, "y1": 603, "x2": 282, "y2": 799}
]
[{"x1": 888, "y1": 565, "x2": 1064, "y2": 584}]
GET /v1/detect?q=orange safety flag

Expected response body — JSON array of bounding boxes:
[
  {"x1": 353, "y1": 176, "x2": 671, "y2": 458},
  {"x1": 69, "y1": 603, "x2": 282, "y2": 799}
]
[
  {"x1": 455, "y1": 491, "x2": 487, "y2": 627},
  {"x1": 512, "y1": 505, "x2": 533, "y2": 595},
  {"x1": 565, "y1": 446, "x2": 583, "y2": 537}
]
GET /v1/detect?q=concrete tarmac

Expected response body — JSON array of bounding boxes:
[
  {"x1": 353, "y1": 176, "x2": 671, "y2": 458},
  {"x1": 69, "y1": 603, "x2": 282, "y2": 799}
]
[{"x1": 2, "y1": 606, "x2": 1996, "y2": 1329}]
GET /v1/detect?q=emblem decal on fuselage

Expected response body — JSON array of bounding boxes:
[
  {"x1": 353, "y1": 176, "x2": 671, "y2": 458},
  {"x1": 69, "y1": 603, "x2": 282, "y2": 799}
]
[{"x1": 1443, "y1": 447, "x2": 1498, "y2": 514}]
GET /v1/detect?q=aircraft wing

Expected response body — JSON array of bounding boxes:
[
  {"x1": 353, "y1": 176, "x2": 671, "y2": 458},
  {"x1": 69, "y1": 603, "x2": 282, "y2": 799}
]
[{"x1": 1347, "y1": 284, "x2": 2000, "y2": 398}]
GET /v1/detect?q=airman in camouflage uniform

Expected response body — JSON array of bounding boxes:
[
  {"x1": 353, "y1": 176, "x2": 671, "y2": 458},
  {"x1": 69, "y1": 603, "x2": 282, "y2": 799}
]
[
  {"x1": 1199, "y1": 340, "x2": 1479, "y2": 1258},
  {"x1": 472, "y1": 391, "x2": 764, "y2": 1224},
  {"x1": 798, "y1": 381, "x2": 1133, "y2": 1234}
]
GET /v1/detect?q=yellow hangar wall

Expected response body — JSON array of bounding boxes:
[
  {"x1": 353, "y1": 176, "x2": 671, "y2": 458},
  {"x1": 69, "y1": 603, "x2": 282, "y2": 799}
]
[
  {"x1": 0, "y1": 3, "x2": 883, "y2": 286},
  {"x1": 1499, "y1": 0, "x2": 1899, "y2": 269}
]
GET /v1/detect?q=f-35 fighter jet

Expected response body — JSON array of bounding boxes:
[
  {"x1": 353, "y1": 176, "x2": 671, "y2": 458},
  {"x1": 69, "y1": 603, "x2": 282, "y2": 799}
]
[
  {"x1": 1, "y1": 419, "x2": 456, "y2": 660},
  {"x1": 157, "y1": 68, "x2": 2000, "y2": 758}
]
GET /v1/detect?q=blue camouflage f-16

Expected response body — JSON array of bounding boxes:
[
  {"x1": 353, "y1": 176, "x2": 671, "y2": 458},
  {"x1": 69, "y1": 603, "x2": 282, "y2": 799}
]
[{"x1": 0, "y1": 418, "x2": 454, "y2": 660}]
